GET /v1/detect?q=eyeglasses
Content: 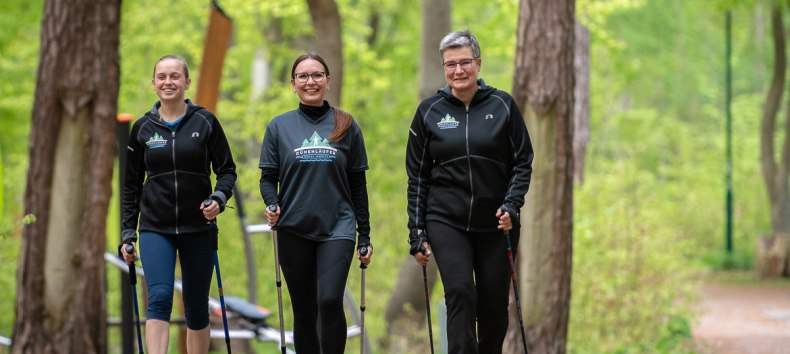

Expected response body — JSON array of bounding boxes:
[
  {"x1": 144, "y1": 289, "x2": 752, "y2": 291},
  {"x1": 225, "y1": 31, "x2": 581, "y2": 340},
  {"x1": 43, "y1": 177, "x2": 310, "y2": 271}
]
[
  {"x1": 294, "y1": 71, "x2": 326, "y2": 83},
  {"x1": 443, "y1": 58, "x2": 477, "y2": 71}
]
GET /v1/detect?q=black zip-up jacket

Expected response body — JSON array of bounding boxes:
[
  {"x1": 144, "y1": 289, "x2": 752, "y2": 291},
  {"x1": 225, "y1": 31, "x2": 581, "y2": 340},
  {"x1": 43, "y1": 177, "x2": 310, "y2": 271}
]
[
  {"x1": 406, "y1": 79, "x2": 533, "y2": 233},
  {"x1": 121, "y1": 100, "x2": 237, "y2": 243}
]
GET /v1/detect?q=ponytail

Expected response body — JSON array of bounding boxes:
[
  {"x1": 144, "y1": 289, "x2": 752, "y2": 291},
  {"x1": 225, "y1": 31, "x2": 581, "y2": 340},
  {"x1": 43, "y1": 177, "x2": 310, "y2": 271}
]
[{"x1": 329, "y1": 106, "x2": 354, "y2": 142}]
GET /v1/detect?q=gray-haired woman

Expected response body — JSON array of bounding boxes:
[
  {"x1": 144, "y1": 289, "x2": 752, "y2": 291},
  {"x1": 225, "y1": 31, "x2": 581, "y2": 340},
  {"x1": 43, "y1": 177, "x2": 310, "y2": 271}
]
[{"x1": 406, "y1": 30, "x2": 534, "y2": 354}]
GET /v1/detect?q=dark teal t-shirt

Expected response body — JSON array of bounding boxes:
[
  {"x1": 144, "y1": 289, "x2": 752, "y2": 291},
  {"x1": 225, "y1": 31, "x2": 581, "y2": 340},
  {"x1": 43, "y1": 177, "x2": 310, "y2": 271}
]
[{"x1": 258, "y1": 108, "x2": 368, "y2": 241}]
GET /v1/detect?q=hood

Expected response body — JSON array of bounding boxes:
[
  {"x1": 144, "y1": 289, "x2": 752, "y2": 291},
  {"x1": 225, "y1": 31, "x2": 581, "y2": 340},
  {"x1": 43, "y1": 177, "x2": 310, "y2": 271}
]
[
  {"x1": 438, "y1": 79, "x2": 496, "y2": 105},
  {"x1": 146, "y1": 99, "x2": 204, "y2": 121}
]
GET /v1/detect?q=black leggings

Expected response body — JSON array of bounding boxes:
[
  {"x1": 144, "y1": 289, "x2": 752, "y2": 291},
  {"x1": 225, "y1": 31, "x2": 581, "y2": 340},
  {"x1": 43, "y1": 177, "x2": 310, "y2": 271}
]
[
  {"x1": 277, "y1": 231, "x2": 354, "y2": 354},
  {"x1": 428, "y1": 221, "x2": 520, "y2": 354}
]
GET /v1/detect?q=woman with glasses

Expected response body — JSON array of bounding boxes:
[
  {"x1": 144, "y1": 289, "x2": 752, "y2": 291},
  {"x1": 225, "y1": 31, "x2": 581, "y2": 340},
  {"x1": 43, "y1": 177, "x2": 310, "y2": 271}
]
[
  {"x1": 406, "y1": 30, "x2": 534, "y2": 354},
  {"x1": 258, "y1": 53, "x2": 373, "y2": 354}
]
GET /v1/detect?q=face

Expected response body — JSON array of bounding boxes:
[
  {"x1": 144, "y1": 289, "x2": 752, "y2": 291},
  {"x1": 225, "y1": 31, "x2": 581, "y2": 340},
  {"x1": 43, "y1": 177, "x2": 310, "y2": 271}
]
[
  {"x1": 291, "y1": 58, "x2": 330, "y2": 106},
  {"x1": 152, "y1": 58, "x2": 190, "y2": 103},
  {"x1": 442, "y1": 46, "x2": 481, "y2": 95}
]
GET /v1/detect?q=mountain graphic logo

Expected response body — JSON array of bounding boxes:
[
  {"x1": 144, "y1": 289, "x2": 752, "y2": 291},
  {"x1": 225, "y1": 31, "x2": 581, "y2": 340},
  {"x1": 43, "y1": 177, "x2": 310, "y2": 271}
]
[
  {"x1": 294, "y1": 131, "x2": 337, "y2": 163},
  {"x1": 301, "y1": 131, "x2": 332, "y2": 147},
  {"x1": 146, "y1": 132, "x2": 167, "y2": 149},
  {"x1": 437, "y1": 114, "x2": 460, "y2": 129}
]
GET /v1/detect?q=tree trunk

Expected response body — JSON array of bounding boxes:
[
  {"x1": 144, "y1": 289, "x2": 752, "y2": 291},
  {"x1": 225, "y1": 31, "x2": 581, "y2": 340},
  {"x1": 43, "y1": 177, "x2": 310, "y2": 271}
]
[
  {"x1": 384, "y1": 0, "x2": 449, "y2": 348},
  {"x1": 418, "y1": 0, "x2": 451, "y2": 99},
  {"x1": 307, "y1": 0, "x2": 343, "y2": 106},
  {"x1": 504, "y1": 0, "x2": 575, "y2": 353},
  {"x1": 572, "y1": 21, "x2": 589, "y2": 185},
  {"x1": 757, "y1": 3, "x2": 790, "y2": 277},
  {"x1": 761, "y1": 3, "x2": 790, "y2": 235},
  {"x1": 12, "y1": 0, "x2": 120, "y2": 353}
]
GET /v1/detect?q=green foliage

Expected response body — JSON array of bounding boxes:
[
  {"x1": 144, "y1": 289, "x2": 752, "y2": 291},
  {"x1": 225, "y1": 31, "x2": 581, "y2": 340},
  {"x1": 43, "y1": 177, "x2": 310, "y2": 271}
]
[
  {"x1": 0, "y1": 0, "x2": 40, "y2": 237},
  {"x1": 566, "y1": 0, "x2": 777, "y2": 352}
]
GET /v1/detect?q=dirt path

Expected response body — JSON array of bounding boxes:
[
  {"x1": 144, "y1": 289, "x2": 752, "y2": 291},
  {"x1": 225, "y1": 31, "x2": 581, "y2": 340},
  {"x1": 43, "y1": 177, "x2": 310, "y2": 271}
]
[{"x1": 692, "y1": 282, "x2": 790, "y2": 354}]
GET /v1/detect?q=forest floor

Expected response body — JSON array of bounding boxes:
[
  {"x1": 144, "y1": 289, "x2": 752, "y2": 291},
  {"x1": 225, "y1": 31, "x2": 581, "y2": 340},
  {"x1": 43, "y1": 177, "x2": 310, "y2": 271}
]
[{"x1": 692, "y1": 272, "x2": 790, "y2": 354}]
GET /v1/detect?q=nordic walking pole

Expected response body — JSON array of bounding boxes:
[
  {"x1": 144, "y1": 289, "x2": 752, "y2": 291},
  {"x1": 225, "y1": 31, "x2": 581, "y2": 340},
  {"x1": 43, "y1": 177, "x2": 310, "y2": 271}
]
[
  {"x1": 359, "y1": 245, "x2": 368, "y2": 354},
  {"x1": 503, "y1": 225, "x2": 529, "y2": 354},
  {"x1": 422, "y1": 260, "x2": 435, "y2": 354},
  {"x1": 268, "y1": 204, "x2": 287, "y2": 354},
  {"x1": 205, "y1": 199, "x2": 232, "y2": 353},
  {"x1": 124, "y1": 243, "x2": 145, "y2": 354}
]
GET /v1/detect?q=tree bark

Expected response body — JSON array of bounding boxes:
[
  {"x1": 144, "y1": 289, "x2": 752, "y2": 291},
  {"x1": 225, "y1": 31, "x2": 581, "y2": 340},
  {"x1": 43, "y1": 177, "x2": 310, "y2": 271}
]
[
  {"x1": 384, "y1": 0, "x2": 450, "y2": 347},
  {"x1": 572, "y1": 21, "x2": 590, "y2": 185},
  {"x1": 418, "y1": 0, "x2": 451, "y2": 99},
  {"x1": 12, "y1": 0, "x2": 120, "y2": 353},
  {"x1": 505, "y1": 0, "x2": 575, "y2": 353},
  {"x1": 307, "y1": 0, "x2": 344, "y2": 106},
  {"x1": 760, "y1": 3, "x2": 790, "y2": 236}
]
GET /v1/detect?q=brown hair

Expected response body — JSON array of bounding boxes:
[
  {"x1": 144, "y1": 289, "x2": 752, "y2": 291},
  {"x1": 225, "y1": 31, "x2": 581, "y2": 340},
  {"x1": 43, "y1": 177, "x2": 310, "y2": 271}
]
[
  {"x1": 153, "y1": 54, "x2": 190, "y2": 79},
  {"x1": 291, "y1": 53, "x2": 353, "y2": 142},
  {"x1": 329, "y1": 107, "x2": 354, "y2": 142}
]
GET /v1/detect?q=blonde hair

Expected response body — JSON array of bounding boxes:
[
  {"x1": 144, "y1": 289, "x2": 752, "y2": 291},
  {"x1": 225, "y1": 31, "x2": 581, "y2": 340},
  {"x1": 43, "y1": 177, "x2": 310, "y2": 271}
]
[{"x1": 153, "y1": 54, "x2": 190, "y2": 79}]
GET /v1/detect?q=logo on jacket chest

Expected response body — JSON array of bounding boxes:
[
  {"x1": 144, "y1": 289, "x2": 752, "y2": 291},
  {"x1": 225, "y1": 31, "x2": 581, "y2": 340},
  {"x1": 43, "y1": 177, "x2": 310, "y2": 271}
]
[
  {"x1": 294, "y1": 131, "x2": 337, "y2": 163},
  {"x1": 146, "y1": 132, "x2": 167, "y2": 149},
  {"x1": 437, "y1": 114, "x2": 460, "y2": 130}
]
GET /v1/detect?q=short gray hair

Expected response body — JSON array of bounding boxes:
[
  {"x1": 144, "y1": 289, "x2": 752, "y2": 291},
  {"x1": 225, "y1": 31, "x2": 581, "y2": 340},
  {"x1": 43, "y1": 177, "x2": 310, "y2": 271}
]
[{"x1": 439, "y1": 30, "x2": 481, "y2": 60}]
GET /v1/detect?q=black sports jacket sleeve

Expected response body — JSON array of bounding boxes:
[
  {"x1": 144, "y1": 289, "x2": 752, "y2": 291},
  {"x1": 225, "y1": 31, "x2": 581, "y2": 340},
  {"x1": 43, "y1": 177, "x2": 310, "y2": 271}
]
[{"x1": 405, "y1": 105, "x2": 434, "y2": 231}]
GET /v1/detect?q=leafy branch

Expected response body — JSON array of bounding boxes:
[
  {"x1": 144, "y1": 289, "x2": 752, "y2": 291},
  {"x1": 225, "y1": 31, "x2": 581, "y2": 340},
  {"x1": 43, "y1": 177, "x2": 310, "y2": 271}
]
[{"x1": 0, "y1": 214, "x2": 36, "y2": 239}]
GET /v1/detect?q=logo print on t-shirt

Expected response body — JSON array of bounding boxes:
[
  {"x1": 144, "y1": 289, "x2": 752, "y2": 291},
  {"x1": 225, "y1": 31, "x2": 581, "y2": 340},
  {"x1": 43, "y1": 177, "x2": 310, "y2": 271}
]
[
  {"x1": 294, "y1": 131, "x2": 337, "y2": 163},
  {"x1": 437, "y1": 114, "x2": 460, "y2": 129},
  {"x1": 146, "y1": 132, "x2": 167, "y2": 149}
]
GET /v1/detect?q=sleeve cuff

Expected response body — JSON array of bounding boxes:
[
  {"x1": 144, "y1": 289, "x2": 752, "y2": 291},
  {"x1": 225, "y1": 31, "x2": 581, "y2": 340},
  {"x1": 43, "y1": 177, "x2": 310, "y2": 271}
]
[
  {"x1": 210, "y1": 191, "x2": 228, "y2": 212},
  {"x1": 121, "y1": 229, "x2": 138, "y2": 243}
]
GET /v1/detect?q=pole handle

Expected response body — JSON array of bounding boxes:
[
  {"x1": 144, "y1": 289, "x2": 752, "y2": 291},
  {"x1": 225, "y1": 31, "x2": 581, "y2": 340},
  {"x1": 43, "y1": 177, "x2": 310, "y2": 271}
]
[
  {"x1": 359, "y1": 246, "x2": 368, "y2": 269},
  {"x1": 124, "y1": 244, "x2": 137, "y2": 285}
]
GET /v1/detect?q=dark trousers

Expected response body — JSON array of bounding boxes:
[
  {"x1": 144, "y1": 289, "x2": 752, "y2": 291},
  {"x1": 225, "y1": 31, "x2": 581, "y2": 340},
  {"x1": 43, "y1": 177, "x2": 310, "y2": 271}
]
[
  {"x1": 277, "y1": 231, "x2": 354, "y2": 354},
  {"x1": 428, "y1": 221, "x2": 520, "y2": 354},
  {"x1": 139, "y1": 230, "x2": 215, "y2": 329}
]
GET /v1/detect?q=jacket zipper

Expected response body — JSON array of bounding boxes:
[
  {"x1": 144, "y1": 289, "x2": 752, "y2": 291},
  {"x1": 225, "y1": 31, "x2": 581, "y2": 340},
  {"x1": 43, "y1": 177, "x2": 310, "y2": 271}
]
[
  {"x1": 172, "y1": 130, "x2": 179, "y2": 234},
  {"x1": 465, "y1": 106, "x2": 474, "y2": 231}
]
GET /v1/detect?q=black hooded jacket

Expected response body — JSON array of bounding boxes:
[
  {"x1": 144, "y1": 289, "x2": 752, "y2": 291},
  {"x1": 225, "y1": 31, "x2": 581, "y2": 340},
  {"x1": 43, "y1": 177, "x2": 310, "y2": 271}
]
[
  {"x1": 406, "y1": 79, "x2": 533, "y2": 232},
  {"x1": 121, "y1": 100, "x2": 237, "y2": 242}
]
